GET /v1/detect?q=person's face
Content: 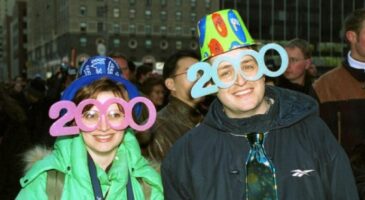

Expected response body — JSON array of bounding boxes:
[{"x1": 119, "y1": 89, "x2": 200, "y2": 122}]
[
  {"x1": 209, "y1": 48, "x2": 267, "y2": 119},
  {"x1": 149, "y1": 84, "x2": 165, "y2": 106},
  {"x1": 114, "y1": 57, "x2": 131, "y2": 80},
  {"x1": 167, "y1": 57, "x2": 204, "y2": 107},
  {"x1": 284, "y1": 47, "x2": 310, "y2": 85},
  {"x1": 81, "y1": 91, "x2": 125, "y2": 157},
  {"x1": 348, "y1": 21, "x2": 365, "y2": 62}
]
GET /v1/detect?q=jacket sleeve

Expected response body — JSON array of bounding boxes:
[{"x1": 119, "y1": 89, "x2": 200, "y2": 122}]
[
  {"x1": 313, "y1": 118, "x2": 360, "y2": 200},
  {"x1": 134, "y1": 158, "x2": 164, "y2": 200},
  {"x1": 16, "y1": 173, "x2": 48, "y2": 200},
  {"x1": 161, "y1": 161, "x2": 191, "y2": 200},
  {"x1": 327, "y1": 149, "x2": 360, "y2": 200},
  {"x1": 161, "y1": 136, "x2": 193, "y2": 200},
  {"x1": 124, "y1": 130, "x2": 164, "y2": 200}
]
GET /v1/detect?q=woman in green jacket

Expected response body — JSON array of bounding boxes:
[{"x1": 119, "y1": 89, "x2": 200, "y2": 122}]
[{"x1": 17, "y1": 56, "x2": 163, "y2": 200}]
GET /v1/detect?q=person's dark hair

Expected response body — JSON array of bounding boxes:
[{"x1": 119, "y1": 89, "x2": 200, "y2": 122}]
[
  {"x1": 163, "y1": 50, "x2": 200, "y2": 80},
  {"x1": 344, "y1": 8, "x2": 365, "y2": 42},
  {"x1": 24, "y1": 77, "x2": 47, "y2": 100},
  {"x1": 136, "y1": 64, "x2": 153, "y2": 81},
  {"x1": 140, "y1": 75, "x2": 165, "y2": 96},
  {"x1": 127, "y1": 60, "x2": 136, "y2": 73},
  {"x1": 284, "y1": 38, "x2": 312, "y2": 59}
]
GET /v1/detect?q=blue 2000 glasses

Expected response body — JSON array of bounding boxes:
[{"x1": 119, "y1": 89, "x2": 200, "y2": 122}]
[{"x1": 187, "y1": 43, "x2": 288, "y2": 98}]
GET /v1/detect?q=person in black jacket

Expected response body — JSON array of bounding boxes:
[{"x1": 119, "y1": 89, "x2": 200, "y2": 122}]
[
  {"x1": 161, "y1": 9, "x2": 359, "y2": 200},
  {"x1": 275, "y1": 38, "x2": 318, "y2": 100}
]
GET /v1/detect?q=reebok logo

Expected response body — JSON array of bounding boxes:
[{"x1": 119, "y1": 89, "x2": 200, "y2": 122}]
[{"x1": 291, "y1": 169, "x2": 315, "y2": 177}]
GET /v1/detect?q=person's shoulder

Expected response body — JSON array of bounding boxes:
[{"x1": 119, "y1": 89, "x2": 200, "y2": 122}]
[
  {"x1": 299, "y1": 114, "x2": 346, "y2": 157},
  {"x1": 313, "y1": 66, "x2": 345, "y2": 88},
  {"x1": 268, "y1": 86, "x2": 319, "y2": 123},
  {"x1": 17, "y1": 170, "x2": 48, "y2": 199}
]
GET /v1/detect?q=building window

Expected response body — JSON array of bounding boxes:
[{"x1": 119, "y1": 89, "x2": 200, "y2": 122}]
[
  {"x1": 190, "y1": 41, "x2": 198, "y2": 49},
  {"x1": 80, "y1": 37, "x2": 87, "y2": 47},
  {"x1": 175, "y1": 26, "x2": 182, "y2": 36},
  {"x1": 190, "y1": 27, "x2": 196, "y2": 37},
  {"x1": 176, "y1": 41, "x2": 182, "y2": 50},
  {"x1": 160, "y1": 0, "x2": 167, "y2": 6},
  {"x1": 145, "y1": 10, "x2": 152, "y2": 20},
  {"x1": 129, "y1": 9, "x2": 136, "y2": 19},
  {"x1": 160, "y1": 40, "x2": 168, "y2": 50},
  {"x1": 175, "y1": 0, "x2": 182, "y2": 6},
  {"x1": 129, "y1": 0, "x2": 135, "y2": 5},
  {"x1": 97, "y1": 22, "x2": 104, "y2": 33},
  {"x1": 80, "y1": 6, "x2": 87, "y2": 16},
  {"x1": 113, "y1": 23, "x2": 120, "y2": 33},
  {"x1": 113, "y1": 38, "x2": 120, "y2": 48},
  {"x1": 160, "y1": 26, "x2": 167, "y2": 35},
  {"x1": 145, "y1": 25, "x2": 152, "y2": 35},
  {"x1": 113, "y1": 8, "x2": 120, "y2": 18},
  {"x1": 96, "y1": 6, "x2": 106, "y2": 17},
  {"x1": 129, "y1": 24, "x2": 136, "y2": 34},
  {"x1": 145, "y1": 40, "x2": 152, "y2": 49},
  {"x1": 160, "y1": 11, "x2": 167, "y2": 21},
  {"x1": 80, "y1": 22, "x2": 87, "y2": 32},
  {"x1": 146, "y1": 0, "x2": 152, "y2": 6},
  {"x1": 176, "y1": 12, "x2": 182, "y2": 21},
  {"x1": 191, "y1": 13, "x2": 197, "y2": 22},
  {"x1": 128, "y1": 39, "x2": 138, "y2": 49},
  {"x1": 205, "y1": 0, "x2": 211, "y2": 8},
  {"x1": 190, "y1": 0, "x2": 196, "y2": 7}
]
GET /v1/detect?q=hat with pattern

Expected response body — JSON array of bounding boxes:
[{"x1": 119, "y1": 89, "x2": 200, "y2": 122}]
[
  {"x1": 197, "y1": 9, "x2": 255, "y2": 61},
  {"x1": 61, "y1": 56, "x2": 140, "y2": 102}
]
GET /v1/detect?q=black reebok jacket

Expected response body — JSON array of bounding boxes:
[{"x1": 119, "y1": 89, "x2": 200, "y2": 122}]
[{"x1": 162, "y1": 86, "x2": 359, "y2": 200}]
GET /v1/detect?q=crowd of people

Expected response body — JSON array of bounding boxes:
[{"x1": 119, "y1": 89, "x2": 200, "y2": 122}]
[{"x1": 0, "y1": 7, "x2": 364, "y2": 200}]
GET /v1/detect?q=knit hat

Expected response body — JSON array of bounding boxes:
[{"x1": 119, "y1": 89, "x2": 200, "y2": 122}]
[{"x1": 197, "y1": 9, "x2": 255, "y2": 61}]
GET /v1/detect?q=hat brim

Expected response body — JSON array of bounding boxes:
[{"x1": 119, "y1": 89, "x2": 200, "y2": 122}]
[
  {"x1": 62, "y1": 74, "x2": 139, "y2": 100},
  {"x1": 202, "y1": 43, "x2": 257, "y2": 61},
  {"x1": 61, "y1": 74, "x2": 142, "y2": 116}
]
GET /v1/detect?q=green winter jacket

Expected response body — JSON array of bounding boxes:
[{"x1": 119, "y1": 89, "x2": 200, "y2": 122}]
[{"x1": 16, "y1": 129, "x2": 163, "y2": 200}]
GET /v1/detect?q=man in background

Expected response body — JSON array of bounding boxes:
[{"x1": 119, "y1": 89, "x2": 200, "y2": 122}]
[
  {"x1": 313, "y1": 8, "x2": 365, "y2": 197},
  {"x1": 141, "y1": 50, "x2": 205, "y2": 161},
  {"x1": 276, "y1": 38, "x2": 317, "y2": 97}
]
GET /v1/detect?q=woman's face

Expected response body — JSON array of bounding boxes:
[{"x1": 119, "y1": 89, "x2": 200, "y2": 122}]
[
  {"x1": 149, "y1": 84, "x2": 166, "y2": 106},
  {"x1": 81, "y1": 91, "x2": 125, "y2": 157}
]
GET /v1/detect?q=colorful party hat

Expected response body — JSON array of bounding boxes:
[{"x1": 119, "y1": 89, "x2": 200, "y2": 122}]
[{"x1": 197, "y1": 9, "x2": 255, "y2": 61}]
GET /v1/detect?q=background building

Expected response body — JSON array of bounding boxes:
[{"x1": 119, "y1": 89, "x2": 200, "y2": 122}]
[
  {"x1": 221, "y1": 0, "x2": 365, "y2": 73},
  {"x1": 9, "y1": 0, "x2": 27, "y2": 79},
  {"x1": 1, "y1": 0, "x2": 364, "y2": 81},
  {"x1": 26, "y1": 0, "x2": 219, "y2": 78},
  {"x1": 1, "y1": 0, "x2": 26, "y2": 81}
]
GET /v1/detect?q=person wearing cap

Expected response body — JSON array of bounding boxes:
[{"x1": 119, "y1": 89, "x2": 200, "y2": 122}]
[
  {"x1": 16, "y1": 56, "x2": 163, "y2": 199},
  {"x1": 161, "y1": 9, "x2": 358, "y2": 200}
]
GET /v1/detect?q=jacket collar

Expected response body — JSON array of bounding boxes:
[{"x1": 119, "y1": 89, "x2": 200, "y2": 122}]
[{"x1": 343, "y1": 56, "x2": 365, "y2": 82}]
